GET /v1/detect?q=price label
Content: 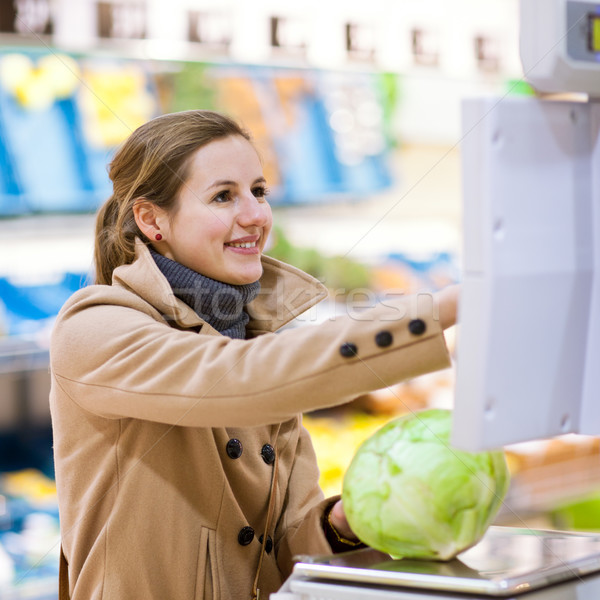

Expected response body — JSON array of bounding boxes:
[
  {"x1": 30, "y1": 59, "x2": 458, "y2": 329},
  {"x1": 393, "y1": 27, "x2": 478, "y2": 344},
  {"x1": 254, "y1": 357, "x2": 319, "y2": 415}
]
[
  {"x1": 346, "y1": 23, "x2": 375, "y2": 61},
  {"x1": 410, "y1": 28, "x2": 440, "y2": 67},
  {"x1": 97, "y1": 1, "x2": 146, "y2": 40},
  {"x1": 0, "y1": 0, "x2": 53, "y2": 35},
  {"x1": 188, "y1": 11, "x2": 231, "y2": 47},
  {"x1": 270, "y1": 16, "x2": 307, "y2": 52}
]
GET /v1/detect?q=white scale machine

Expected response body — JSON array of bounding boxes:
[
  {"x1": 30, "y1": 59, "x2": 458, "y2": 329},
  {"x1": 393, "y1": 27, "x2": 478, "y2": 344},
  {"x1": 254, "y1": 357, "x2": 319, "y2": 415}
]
[{"x1": 273, "y1": 0, "x2": 600, "y2": 598}]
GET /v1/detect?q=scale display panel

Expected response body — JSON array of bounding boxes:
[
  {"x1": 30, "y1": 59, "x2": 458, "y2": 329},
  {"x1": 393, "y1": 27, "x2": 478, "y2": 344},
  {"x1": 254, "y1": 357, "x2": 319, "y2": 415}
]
[{"x1": 521, "y1": 0, "x2": 600, "y2": 95}]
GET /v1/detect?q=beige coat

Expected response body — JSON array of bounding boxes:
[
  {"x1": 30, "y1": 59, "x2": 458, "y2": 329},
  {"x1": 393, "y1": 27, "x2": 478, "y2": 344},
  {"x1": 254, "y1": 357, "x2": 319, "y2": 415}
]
[{"x1": 49, "y1": 240, "x2": 451, "y2": 600}]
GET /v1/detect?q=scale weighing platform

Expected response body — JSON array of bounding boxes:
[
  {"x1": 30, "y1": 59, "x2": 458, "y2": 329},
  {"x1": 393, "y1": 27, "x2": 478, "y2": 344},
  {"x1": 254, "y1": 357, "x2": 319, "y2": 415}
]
[{"x1": 274, "y1": 527, "x2": 600, "y2": 599}]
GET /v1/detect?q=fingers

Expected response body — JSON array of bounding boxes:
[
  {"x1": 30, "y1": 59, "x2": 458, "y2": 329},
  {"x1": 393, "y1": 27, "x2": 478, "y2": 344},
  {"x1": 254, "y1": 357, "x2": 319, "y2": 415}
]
[
  {"x1": 436, "y1": 284, "x2": 460, "y2": 330},
  {"x1": 329, "y1": 499, "x2": 356, "y2": 540}
]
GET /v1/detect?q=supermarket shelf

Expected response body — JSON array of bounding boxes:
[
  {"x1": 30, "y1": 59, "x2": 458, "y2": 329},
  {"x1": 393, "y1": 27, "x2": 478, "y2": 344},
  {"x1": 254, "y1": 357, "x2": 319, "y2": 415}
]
[
  {"x1": 0, "y1": 338, "x2": 51, "y2": 432},
  {"x1": 2, "y1": 578, "x2": 58, "y2": 600},
  {"x1": 0, "y1": 339, "x2": 49, "y2": 375},
  {"x1": 498, "y1": 453, "x2": 600, "y2": 523}
]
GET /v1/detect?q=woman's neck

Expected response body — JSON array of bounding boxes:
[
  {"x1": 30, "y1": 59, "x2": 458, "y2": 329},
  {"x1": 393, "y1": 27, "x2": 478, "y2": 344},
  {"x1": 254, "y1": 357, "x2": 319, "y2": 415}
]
[{"x1": 149, "y1": 247, "x2": 260, "y2": 339}]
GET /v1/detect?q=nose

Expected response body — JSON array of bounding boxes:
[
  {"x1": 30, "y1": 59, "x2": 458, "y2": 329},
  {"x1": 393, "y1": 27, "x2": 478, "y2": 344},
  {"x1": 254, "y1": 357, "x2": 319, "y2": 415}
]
[{"x1": 236, "y1": 192, "x2": 271, "y2": 228}]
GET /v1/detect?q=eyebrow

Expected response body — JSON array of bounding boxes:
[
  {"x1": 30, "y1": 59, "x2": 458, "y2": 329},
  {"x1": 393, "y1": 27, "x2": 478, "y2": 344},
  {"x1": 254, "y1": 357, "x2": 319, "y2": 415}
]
[{"x1": 205, "y1": 177, "x2": 267, "y2": 191}]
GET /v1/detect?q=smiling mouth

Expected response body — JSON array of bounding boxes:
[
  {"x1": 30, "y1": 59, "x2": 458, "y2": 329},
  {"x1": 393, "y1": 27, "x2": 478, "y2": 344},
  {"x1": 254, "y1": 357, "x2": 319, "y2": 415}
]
[{"x1": 225, "y1": 241, "x2": 257, "y2": 249}]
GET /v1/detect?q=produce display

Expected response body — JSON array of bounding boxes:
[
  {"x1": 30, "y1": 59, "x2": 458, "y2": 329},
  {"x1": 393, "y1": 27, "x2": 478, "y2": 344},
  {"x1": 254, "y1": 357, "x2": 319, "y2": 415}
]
[
  {"x1": 0, "y1": 53, "x2": 80, "y2": 111},
  {"x1": 342, "y1": 409, "x2": 510, "y2": 560},
  {"x1": 0, "y1": 469, "x2": 59, "y2": 595},
  {"x1": 304, "y1": 411, "x2": 395, "y2": 498}
]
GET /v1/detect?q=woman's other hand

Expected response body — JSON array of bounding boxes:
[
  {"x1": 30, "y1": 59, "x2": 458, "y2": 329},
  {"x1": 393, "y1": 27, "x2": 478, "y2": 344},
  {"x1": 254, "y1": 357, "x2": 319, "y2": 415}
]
[
  {"x1": 435, "y1": 284, "x2": 460, "y2": 330},
  {"x1": 329, "y1": 499, "x2": 359, "y2": 542}
]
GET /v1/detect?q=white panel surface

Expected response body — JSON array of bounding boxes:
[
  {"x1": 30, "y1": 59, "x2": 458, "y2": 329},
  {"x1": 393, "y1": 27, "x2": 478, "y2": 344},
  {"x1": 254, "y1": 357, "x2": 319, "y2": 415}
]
[
  {"x1": 453, "y1": 96, "x2": 596, "y2": 451},
  {"x1": 580, "y1": 102, "x2": 600, "y2": 434}
]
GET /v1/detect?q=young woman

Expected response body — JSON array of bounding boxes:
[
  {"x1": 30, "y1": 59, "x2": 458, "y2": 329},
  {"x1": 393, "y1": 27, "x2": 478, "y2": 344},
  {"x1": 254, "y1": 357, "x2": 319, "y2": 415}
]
[{"x1": 49, "y1": 110, "x2": 458, "y2": 600}]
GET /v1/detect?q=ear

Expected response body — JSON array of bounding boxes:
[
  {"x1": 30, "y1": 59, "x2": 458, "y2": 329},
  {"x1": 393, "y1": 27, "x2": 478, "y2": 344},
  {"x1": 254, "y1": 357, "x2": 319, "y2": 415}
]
[{"x1": 133, "y1": 199, "x2": 164, "y2": 242}]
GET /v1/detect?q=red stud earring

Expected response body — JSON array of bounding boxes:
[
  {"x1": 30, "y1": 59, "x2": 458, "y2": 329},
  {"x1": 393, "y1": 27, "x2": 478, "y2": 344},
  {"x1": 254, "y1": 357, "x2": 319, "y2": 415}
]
[{"x1": 155, "y1": 233, "x2": 163, "y2": 241}]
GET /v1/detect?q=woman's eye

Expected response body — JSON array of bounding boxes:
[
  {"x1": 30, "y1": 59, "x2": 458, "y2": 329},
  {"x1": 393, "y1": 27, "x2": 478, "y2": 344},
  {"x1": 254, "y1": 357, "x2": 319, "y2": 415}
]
[
  {"x1": 213, "y1": 190, "x2": 231, "y2": 203},
  {"x1": 253, "y1": 186, "x2": 270, "y2": 199}
]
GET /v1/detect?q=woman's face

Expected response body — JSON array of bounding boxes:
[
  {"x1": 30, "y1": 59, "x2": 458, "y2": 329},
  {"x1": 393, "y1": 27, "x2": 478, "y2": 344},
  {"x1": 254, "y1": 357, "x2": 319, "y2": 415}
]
[{"x1": 158, "y1": 135, "x2": 273, "y2": 285}]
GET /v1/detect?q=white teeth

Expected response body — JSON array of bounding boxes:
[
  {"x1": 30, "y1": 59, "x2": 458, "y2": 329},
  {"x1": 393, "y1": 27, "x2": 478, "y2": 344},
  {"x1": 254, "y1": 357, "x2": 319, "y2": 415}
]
[{"x1": 228, "y1": 241, "x2": 256, "y2": 248}]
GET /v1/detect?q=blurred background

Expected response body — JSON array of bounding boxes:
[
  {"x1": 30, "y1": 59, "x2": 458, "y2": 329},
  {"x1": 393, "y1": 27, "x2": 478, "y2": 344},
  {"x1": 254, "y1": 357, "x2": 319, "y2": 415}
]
[{"x1": 1, "y1": 1, "x2": 599, "y2": 598}]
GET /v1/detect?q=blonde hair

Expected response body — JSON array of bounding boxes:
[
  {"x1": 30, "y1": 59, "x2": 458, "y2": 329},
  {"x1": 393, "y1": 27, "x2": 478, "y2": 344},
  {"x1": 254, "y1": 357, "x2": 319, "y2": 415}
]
[{"x1": 94, "y1": 110, "x2": 251, "y2": 285}]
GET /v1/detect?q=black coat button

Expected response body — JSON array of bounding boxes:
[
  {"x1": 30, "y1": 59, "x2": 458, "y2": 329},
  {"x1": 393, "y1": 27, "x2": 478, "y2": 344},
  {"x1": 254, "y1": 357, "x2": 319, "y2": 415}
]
[
  {"x1": 408, "y1": 319, "x2": 426, "y2": 335},
  {"x1": 261, "y1": 444, "x2": 275, "y2": 465},
  {"x1": 259, "y1": 534, "x2": 273, "y2": 554},
  {"x1": 375, "y1": 331, "x2": 393, "y2": 347},
  {"x1": 226, "y1": 438, "x2": 243, "y2": 459},
  {"x1": 339, "y1": 342, "x2": 358, "y2": 358},
  {"x1": 238, "y1": 526, "x2": 255, "y2": 546}
]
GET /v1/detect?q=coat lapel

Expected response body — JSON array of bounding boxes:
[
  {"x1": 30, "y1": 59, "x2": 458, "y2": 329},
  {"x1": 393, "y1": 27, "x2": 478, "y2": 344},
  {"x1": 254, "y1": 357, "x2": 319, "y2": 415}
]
[{"x1": 112, "y1": 239, "x2": 328, "y2": 334}]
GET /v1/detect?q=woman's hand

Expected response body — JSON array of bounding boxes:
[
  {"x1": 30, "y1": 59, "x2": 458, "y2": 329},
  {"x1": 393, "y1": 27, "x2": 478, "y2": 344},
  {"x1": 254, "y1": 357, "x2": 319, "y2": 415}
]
[
  {"x1": 328, "y1": 499, "x2": 359, "y2": 542},
  {"x1": 434, "y1": 284, "x2": 460, "y2": 330}
]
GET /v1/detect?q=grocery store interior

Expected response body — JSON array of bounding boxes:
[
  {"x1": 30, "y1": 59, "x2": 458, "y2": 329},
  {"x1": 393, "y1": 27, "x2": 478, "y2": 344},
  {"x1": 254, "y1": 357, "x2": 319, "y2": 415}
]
[{"x1": 1, "y1": 0, "x2": 599, "y2": 598}]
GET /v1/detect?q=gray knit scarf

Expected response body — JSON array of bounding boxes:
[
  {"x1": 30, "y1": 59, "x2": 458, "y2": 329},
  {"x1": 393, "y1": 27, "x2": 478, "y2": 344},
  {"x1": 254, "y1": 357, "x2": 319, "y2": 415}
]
[{"x1": 150, "y1": 248, "x2": 260, "y2": 339}]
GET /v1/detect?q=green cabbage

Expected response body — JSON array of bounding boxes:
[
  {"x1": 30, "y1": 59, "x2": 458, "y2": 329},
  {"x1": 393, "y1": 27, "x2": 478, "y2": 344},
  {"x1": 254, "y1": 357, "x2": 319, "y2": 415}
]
[{"x1": 342, "y1": 408, "x2": 510, "y2": 560}]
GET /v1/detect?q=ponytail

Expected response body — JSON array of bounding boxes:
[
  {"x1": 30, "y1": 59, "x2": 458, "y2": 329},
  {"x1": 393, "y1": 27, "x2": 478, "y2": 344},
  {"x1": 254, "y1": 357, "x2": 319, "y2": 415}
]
[{"x1": 93, "y1": 194, "x2": 141, "y2": 285}]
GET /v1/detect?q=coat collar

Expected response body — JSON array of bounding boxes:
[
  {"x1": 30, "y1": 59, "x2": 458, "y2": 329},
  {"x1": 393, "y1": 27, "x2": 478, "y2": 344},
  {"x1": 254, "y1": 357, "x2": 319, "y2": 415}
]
[{"x1": 112, "y1": 239, "x2": 328, "y2": 334}]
